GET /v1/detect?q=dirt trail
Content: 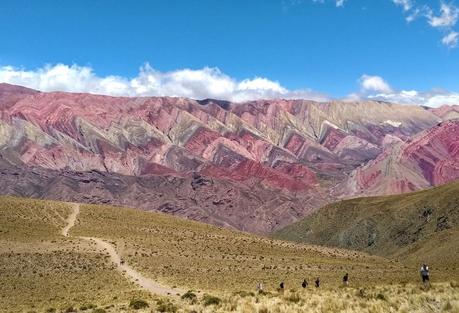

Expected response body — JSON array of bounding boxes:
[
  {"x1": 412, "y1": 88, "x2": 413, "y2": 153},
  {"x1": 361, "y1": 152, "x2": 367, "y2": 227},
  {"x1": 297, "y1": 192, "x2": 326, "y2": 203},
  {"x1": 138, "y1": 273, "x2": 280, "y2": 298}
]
[
  {"x1": 61, "y1": 203, "x2": 79, "y2": 237},
  {"x1": 62, "y1": 203, "x2": 182, "y2": 297}
]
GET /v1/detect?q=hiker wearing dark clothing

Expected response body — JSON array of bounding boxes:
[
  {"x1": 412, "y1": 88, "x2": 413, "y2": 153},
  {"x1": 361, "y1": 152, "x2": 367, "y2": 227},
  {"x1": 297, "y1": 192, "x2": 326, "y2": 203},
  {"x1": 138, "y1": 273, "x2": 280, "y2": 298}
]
[
  {"x1": 279, "y1": 282, "x2": 284, "y2": 292},
  {"x1": 420, "y1": 264, "x2": 430, "y2": 287},
  {"x1": 343, "y1": 273, "x2": 349, "y2": 286},
  {"x1": 315, "y1": 277, "x2": 320, "y2": 288},
  {"x1": 302, "y1": 279, "x2": 308, "y2": 288}
]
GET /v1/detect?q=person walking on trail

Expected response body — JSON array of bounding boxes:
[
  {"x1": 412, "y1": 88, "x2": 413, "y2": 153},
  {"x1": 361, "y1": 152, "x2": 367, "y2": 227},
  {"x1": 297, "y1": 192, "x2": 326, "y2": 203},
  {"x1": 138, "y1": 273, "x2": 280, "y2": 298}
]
[
  {"x1": 315, "y1": 277, "x2": 320, "y2": 288},
  {"x1": 343, "y1": 273, "x2": 349, "y2": 286},
  {"x1": 302, "y1": 279, "x2": 308, "y2": 288},
  {"x1": 420, "y1": 264, "x2": 430, "y2": 287},
  {"x1": 256, "y1": 282, "x2": 264, "y2": 293},
  {"x1": 279, "y1": 282, "x2": 285, "y2": 293}
]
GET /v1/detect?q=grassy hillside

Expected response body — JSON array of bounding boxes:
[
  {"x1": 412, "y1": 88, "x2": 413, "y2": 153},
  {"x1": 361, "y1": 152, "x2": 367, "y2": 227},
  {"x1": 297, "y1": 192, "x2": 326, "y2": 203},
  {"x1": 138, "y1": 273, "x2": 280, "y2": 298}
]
[
  {"x1": 273, "y1": 180, "x2": 459, "y2": 270},
  {"x1": 0, "y1": 197, "x2": 150, "y2": 313},
  {"x1": 1, "y1": 195, "x2": 458, "y2": 312},
  {"x1": 70, "y1": 203, "x2": 411, "y2": 292}
]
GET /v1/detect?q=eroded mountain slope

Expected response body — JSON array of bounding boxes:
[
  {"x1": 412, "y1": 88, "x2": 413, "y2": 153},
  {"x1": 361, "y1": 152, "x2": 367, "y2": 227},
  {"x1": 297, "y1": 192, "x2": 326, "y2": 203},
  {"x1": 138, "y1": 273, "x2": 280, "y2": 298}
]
[{"x1": 0, "y1": 83, "x2": 458, "y2": 233}]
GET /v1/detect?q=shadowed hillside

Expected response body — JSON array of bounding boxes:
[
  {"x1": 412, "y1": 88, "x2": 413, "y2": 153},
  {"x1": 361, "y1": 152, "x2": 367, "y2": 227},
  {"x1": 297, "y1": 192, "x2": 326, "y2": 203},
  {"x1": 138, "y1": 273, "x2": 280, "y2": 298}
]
[{"x1": 274, "y1": 180, "x2": 459, "y2": 269}]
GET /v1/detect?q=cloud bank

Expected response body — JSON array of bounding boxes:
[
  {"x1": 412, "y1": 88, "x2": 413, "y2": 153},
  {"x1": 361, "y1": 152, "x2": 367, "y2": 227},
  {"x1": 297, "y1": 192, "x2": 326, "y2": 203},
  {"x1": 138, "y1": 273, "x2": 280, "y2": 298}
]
[
  {"x1": 349, "y1": 74, "x2": 459, "y2": 107},
  {"x1": 0, "y1": 63, "x2": 328, "y2": 102},
  {"x1": 0, "y1": 64, "x2": 457, "y2": 107}
]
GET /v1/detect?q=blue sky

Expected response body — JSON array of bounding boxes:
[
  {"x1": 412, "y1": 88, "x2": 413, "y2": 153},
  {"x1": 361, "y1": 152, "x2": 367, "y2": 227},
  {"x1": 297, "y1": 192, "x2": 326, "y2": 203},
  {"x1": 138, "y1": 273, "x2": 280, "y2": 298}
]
[{"x1": 0, "y1": 0, "x2": 458, "y2": 106}]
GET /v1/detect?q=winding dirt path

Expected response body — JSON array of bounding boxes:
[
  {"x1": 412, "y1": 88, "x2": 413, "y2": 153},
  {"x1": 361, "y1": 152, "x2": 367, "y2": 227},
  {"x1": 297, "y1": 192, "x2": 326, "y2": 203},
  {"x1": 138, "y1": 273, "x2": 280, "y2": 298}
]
[
  {"x1": 63, "y1": 203, "x2": 182, "y2": 297},
  {"x1": 61, "y1": 203, "x2": 79, "y2": 237}
]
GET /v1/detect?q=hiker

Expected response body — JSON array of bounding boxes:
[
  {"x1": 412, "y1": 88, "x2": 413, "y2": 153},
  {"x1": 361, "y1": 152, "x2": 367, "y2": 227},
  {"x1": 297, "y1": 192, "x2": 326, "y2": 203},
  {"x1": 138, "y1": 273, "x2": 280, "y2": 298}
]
[
  {"x1": 256, "y1": 282, "x2": 264, "y2": 293},
  {"x1": 302, "y1": 279, "x2": 308, "y2": 288},
  {"x1": 343, "y1": 273, "x2": 349, "y2": 286},
  {"x1": 420, "y1": 264, "x2": 430, "y2": 287},
  {"x1": 315, "y1": 277, "x2": 320, "y2": 288},
  {"x1": 279, "y1": 282, "x2": 285, "y2": 292}
]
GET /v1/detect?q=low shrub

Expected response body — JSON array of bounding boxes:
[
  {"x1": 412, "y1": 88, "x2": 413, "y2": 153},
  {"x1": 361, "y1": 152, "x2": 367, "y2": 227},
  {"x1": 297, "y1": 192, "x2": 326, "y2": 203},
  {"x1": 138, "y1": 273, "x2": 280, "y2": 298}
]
[
  {"x1": 156, "y1": 299, "x2": 177, "y2": 313},
  {"x1": 181, "y1": 290, "x2": 197, "y2": 303},
  {"x1": 202, "y1": 294, "x2": 221, "y2": 306},
  {"x1": 376, "y1": 293, "x2": 387, "y2": 301},
  {"x1": 129, "y1": 299, "x2": 149, "y2": 310}
]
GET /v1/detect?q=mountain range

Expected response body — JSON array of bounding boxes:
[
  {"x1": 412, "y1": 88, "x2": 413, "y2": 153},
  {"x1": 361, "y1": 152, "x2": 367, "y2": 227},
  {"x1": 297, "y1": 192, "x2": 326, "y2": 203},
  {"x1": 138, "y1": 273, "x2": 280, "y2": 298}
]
[{"x1": 1, "y1": 83, "x2": 458, "y2": 233}]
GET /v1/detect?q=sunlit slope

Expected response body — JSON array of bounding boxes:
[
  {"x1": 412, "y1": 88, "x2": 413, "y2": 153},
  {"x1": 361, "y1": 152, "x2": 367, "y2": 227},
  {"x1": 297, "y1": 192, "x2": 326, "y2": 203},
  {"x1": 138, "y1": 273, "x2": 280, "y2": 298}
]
[
  {"x1": 3, "y1": 195, "x2": 452, "y2": 312},
  {"x1": 274, "y1": 180, "x2": 459, "y2": 271},
  {"x1": 69, "y1": 203, "x2": 413, "y2": 292}
]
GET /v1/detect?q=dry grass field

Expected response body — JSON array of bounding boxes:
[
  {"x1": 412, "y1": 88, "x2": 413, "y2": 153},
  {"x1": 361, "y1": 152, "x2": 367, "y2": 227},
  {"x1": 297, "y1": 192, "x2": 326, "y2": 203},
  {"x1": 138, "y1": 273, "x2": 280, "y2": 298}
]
[
  {"x1": 1, "y1": 196, "x2": 458, "y2": 312},
  {"x1": 162, "y1": 283, "x2": 459, "y2": 313},
  {"x1": 71, "y1": 203, "x2": 414, "y2": 292},
  {"x1": 0, "y1": 197, "x2": 151, "y2": 313}
]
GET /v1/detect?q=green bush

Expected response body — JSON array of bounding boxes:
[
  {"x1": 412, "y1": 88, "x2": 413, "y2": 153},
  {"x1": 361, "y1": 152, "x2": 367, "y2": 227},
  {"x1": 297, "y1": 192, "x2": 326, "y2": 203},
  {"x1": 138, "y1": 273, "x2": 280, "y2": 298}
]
[
  {"x1": 181, "y1": 290, "x2": 197, "y2": 303},
  {"x1": 46, "y1": 308, "x2": 56, "y2": 313},
  {"x1": 129, "y1": 299, "x2": 149, "y2": 310},
  {"x1": 202, "y1": 294, "x2": 221, "y2": 306},
  {"x1": 376, "y1": 293, "x2": 387, "y2": 301},
  {"x1": 156, "y1": 299, "x2": 177, "y2": 313}
]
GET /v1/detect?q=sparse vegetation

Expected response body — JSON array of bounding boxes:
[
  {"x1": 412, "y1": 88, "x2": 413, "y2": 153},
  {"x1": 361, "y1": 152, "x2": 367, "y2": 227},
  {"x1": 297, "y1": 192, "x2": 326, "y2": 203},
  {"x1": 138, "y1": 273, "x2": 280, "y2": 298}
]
[
  {"x1": 156, "y1": 299, "x2": 177, "y2": 312},
  {"x1": 0, "y1": 197, "x2": 150, "y2": 313},
  {"x1": 177, "y1": 283, "x2": 459, "y2": 312},
  {"x1": 181, "y1": 290, "x2": 198, "y2": 303},
  {"x1": 129, "y1": 299, "x2": 149, "y2": 310},
  {"x1": 1, "y1": 196, "x2": 458, "y2": 312},
  {"x1": 71, "y1": 202, "x2": 415, "y2": 292},
  {"x1": 202, "y1": 294, "x2": 222, "y2": 306}
]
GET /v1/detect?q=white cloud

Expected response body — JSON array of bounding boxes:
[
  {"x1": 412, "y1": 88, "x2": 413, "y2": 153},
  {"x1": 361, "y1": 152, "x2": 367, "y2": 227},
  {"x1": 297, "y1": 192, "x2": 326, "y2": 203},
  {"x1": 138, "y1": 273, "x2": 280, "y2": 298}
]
[
  {"x1": 390, "y1": 1, "x2": 459, "y2": 47},
  {"x1": 0, "y1": 63, "x2": 329, "y2": 102},
  {"x1": 336, "y1": 0, "x2": 346, "y2": 7},
  {"x1": 392, "y1": 0, "x2": 413, "y2": 12},
  {"x1": 426, "y1": 2, "x2": 459, "y2": 28},
  {"x1": 442, "y1": 30, "x2": 459, "y2": 47},
  {"x1": 359, "y1": 75, "x2": 393, "y2": 93},
  {"x1": 368, "y1": 90, "x2": 459, "y2": 107},
  {"x1": 351, "y1": 74, "x2": 459, "y2": 107}
]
